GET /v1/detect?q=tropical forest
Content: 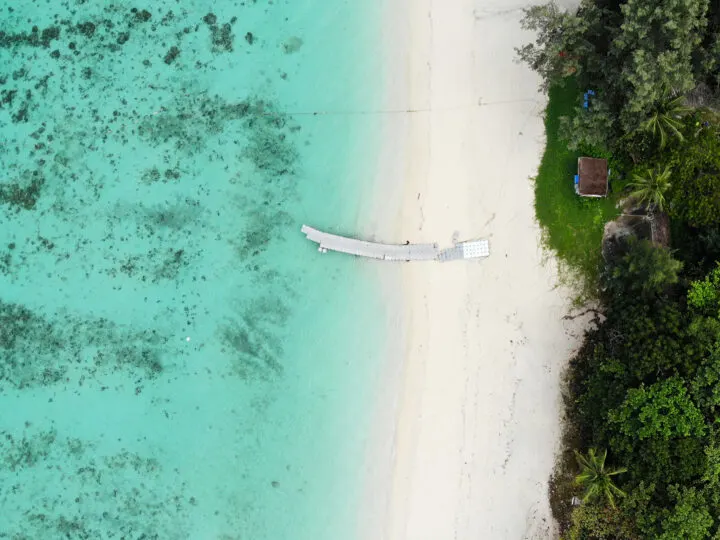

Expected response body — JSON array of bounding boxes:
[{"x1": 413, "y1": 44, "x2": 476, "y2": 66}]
[{"x1": 519, "y1": 0, "x2": 720, "y2": 538}]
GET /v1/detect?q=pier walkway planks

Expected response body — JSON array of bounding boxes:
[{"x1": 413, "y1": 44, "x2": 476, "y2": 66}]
[
  {"x1": 301, "y1": 225, "x2": 439, "y2": 261},
  {"x1": 301, "y1": 225, "x2": 490, "y2": 262}
]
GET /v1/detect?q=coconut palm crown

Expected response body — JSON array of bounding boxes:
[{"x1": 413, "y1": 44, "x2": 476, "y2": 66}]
[
  {"x1": 628, "y1": 165, "x2": 672, "y2": 212},
  {"x1": 641, "y1": 93, "x2": 690, "y2": 149},
  {"x1": 574, "y1": 448, "x2": 627, "y2": 508}
]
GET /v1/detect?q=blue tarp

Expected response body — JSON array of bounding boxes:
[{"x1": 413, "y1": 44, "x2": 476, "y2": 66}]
[{"x1": 582, "y1": 90, "x2": 596, "y2": 109}]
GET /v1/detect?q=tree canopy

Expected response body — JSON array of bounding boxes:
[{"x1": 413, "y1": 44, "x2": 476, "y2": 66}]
[
  {"x1": 612, "y1": 0, "x2": 708, "y2": 121},
  {"x1": 569, "y1": 245, "x2": 720, "y2": 536},
  {"x1": 666, "y1": 121, "x2": 720, "y2": 227},
  {"x1": 519, "y1": 0, "x2": 715, "y2": 150},
  {"x1": 518, "y1": 1, "x2": 720, "y2": 536}
]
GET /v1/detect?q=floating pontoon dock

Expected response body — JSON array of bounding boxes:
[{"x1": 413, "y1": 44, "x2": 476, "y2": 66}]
[{"x1": 301, "y1": 225, "x2": 490, "y2": 262}]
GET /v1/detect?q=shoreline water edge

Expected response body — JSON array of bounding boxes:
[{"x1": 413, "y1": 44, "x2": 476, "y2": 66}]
[
  {"x1": 0, "y1": 0, "x2": 589, "y2": 537},
  {"x1": 0, "y1": 1, "x2": 393, "y2": 538}
]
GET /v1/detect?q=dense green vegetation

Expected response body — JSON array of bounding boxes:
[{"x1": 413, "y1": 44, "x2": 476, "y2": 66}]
[
  {"x1": 535, "y1": 82, "x2": 619, "y2": 289},
  {"x1": 519, "y1": 0, "x2": 720, "y2": 537}
]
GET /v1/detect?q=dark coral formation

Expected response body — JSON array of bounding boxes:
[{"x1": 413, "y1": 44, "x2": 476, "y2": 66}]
[
  {"x1": 163, "y1": 45, "x2": 180, "y2": 64},
  {"x1": 116, "y1": 31, "x2": 130, "y2": 45},
  {"x1": 0, "y1": 427, "x2": 192, "y2": 537},
  {"x1": 0, "y1": 1, "x2": 309, "y2": 531},
  {"x1": 0, "y1": 26, "x2": 61, "y2": 49},
  {"x1": 76, "y1": 21, "x2": 96, "y2": 38},
  {"x1": 202, "y1": 14, "x2": 235, "y2": 52},
  {"x1": 0, "y1": 299, "x2": 172, "y2": 389},
  {"x1": 133, "y1": 8, "x2": 152, "y2": 23},
  {"x1": 0, "y1": 169, "x2": 44, "y2": 210}
]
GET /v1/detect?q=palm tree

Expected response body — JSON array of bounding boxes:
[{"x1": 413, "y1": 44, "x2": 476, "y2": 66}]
[
  {"x1": 641, "y1": 93, "x2": 691, "y2": 149},
  {"x1": 628, "y1": 165, "x2": 672, "y2": 211},
  {"x1": 574, "y1": 448, "x2": 627, "y2": 508}
]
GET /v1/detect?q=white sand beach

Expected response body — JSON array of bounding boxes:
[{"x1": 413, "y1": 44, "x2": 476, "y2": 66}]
[{"x1": 360, "y1": 0, "x2": 585, "y2": 538}]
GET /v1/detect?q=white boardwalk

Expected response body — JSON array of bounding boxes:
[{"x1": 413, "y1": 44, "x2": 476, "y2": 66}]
[
  {"x1": 301, "y1": 225, "x2": 439, "y2": 261},
  {"x1": 301, "y1": 225, "x2": 490, "y2": 262}
]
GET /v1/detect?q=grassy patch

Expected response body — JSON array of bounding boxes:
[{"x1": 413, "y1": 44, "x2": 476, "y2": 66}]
[{"x1": 534, "y1": 82, "x2": 619, "y2": 295}]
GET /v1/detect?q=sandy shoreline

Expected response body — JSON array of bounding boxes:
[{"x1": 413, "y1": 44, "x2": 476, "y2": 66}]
[{"x1": 360, "y1": 1, "x2": 586, "y2": 538}]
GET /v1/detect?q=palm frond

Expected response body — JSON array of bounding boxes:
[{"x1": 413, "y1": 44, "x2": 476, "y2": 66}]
[
  {"x1": 661, "y1": 116, "x2": 685, "y2": 143},
  {"x1": 608, "y1": 482, "x2": 627, "y2": 496},
  {"x1": 597, "y1": 448, "x2": 607, "y2": 470},
  {"x1": 640, "y1": 93, "x2": 691, "y2": 148},
  {"x1": 574, "y1": 448, "x2": 626, "y2": 508},
  {"x1": 628, "y1": 166, "x2": 672, "y2": 211},
  {"x1": 574, "y1": 449, "x2": 591, "y2": 470},
  {"x1": 665, "y1": 94, "x2": 691, "y2": 115}
]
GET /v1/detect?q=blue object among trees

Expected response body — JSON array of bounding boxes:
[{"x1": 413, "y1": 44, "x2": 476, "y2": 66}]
[{"x1": 583, "y1": 89, "x2": 596, "y2": 109}]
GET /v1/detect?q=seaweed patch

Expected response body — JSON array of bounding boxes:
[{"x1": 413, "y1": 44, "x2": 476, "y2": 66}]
[
  {"x1": 220, "y1": 296, "x2": 290, "y2": 381},
  {"x1": 0, "y1": 169, "x2": 45, "y2": 211},
  {"x1": 202, "y1": 14, "x2": 236, "y2": 53},
  {"x1": 0, "y1": 426, "x2": 192, "y2": 537},
  {"x1": 0, "y1": 300, "x2": 173, "y2": 389}
]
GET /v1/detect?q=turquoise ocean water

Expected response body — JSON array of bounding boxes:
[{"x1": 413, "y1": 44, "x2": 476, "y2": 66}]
[{"x1": 0, "y1": 1, "x2": 391, "y2": 538}]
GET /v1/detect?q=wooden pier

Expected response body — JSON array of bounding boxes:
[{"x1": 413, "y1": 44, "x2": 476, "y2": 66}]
[{"x1": 301, "y1": 225, "x2": 490, "y2": 262}]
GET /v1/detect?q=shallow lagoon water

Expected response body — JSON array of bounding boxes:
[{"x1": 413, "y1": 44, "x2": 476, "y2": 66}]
[{"x1": 0, "y1": 1, "x2": 388, "y2": 538}]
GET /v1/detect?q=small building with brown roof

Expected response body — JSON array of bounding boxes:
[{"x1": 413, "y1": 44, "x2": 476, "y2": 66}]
[{"x1": 574, "y1": 157, "x2": 608, "y2": 197}]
